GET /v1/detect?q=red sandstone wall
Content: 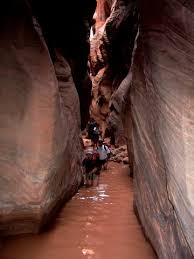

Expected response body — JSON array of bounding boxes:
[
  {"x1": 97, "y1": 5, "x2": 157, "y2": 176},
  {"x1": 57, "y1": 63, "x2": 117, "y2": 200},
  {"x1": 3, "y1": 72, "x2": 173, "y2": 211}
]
[
  {"x1": 116, "y1": 0, "x2": 194, "y2": 257},
  {"x1": 90, "y1": 0, "x2": 138, "y2": 142},
  {"x1": 0, "y1": 1, "x2": 84, "y2": 236}
]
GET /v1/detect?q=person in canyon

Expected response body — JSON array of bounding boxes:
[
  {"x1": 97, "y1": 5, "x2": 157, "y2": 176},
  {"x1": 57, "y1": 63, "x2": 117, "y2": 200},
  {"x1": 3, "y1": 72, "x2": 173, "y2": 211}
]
[
  {"x1": 91, "y1": 125, "x2": 100, "y2": 147},
  {"x1": 92, "y1": 149, "x2": 101, "y2": 186},
  {"x1": 97, "y1": 140, "x2": 111, "y2": 170},
  {"x1": 82, "y1": 150, "x2": 101, "y2": 186},
  {"x1": 87, "y1": 118, "x2": 101, "y2": 147},
  {"x1": 86, "y1": 118, "x2": 97, "y2": 139}
]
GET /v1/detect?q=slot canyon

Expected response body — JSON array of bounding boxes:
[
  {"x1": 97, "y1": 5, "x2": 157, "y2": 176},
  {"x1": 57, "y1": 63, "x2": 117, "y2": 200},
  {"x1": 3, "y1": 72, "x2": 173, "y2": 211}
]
[{"x1": 0, "y1": 0, "x2": 194, "y2": 258}]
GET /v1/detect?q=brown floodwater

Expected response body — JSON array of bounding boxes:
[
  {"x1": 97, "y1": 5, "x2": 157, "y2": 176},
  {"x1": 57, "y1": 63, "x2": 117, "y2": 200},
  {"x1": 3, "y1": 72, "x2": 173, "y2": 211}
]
[{"x1": 1, "y1": 162, "x2": 156, "y2": 259}]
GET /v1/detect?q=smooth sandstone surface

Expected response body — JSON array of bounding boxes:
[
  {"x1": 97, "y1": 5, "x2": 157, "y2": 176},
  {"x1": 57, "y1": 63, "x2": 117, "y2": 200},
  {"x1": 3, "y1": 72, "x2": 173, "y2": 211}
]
[
  {"x1": 0, "y1": 3, "x2": 82, "y2": 235},
  {"x1": 117, "y1": 0, "x2": 194, "y2": 257},
  {"x1": 30, "y1": 0, "x2": 96, "y2": 129}
]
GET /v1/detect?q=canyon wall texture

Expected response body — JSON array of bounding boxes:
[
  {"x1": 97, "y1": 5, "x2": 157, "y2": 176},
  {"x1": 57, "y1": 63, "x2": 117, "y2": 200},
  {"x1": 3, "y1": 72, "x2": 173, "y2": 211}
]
[
  {"x1": 0, "y1": 1, "x2": 95, "y2": 236},
  {"x1": 30, "y1": 0, "x2": 96, "y2": 129},
  {"x1": 116, "y1": 0, "x2": 194, "y2": 257},
  {"x1": 90, "y1": 0, "x2": 138, "y2": 143}
]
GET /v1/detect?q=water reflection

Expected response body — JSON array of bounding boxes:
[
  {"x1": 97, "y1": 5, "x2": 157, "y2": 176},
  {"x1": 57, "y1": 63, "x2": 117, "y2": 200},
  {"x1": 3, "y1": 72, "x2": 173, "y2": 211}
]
[
  {"x1": 1, "y1": 163, "x2": 156, "y2": 259},
  {"x1": 82, "y1": 248, "x2": 95, "y2": 256},
  {"x1": 76, "y1": 184, "x2": 110, "y2": 202}
]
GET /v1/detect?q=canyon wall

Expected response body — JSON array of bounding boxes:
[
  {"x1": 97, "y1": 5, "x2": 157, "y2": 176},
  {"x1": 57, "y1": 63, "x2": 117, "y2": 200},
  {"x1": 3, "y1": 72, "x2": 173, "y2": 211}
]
[
  {"x1": 0, "y1": 0, "x2": 95, "y2": 236},
  {"x1": 30, "y1": 0, "x2": 96, "y2": 129},
  {"x1": 90, "y1": 0, "x2": 138, "y2": 143},
  {"x1": 114, "y1": 0, "x2": 194, "y2": 257}
]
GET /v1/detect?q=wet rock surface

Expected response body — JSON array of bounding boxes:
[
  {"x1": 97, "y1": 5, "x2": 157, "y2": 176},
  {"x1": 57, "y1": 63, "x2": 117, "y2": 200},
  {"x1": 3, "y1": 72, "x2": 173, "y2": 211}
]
[{"x1": 1, "y1": 163, "x2": 156, "y2": 259}]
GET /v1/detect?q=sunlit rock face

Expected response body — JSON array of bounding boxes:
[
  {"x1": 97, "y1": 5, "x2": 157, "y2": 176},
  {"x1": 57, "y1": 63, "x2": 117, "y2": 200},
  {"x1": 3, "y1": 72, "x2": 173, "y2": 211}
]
[
  {"x1": 90, "y1": 0, "x2": 138, "y2": 143},
  {"x1": 119, "y1": 0, "x2": 194, "y2": 257},
  {"x1": 0, "y1": 0, "x2": 94, "y2": 236},
  {"x1": 94, "y1": 0, "x2": 113, "y2": 30}
]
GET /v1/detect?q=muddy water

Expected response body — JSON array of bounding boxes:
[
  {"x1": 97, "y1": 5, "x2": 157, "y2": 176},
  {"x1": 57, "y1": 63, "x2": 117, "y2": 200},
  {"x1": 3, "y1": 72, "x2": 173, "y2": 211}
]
[{"x1": 1, "y1": 162, "x2": 156, "y2": 259}]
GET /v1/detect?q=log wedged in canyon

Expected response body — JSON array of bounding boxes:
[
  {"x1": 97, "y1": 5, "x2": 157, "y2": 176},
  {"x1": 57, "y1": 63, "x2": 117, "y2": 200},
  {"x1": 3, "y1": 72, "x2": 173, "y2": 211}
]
[
  {"x1": 0, "y1": 0, "x2": 95, "y2": 236},
  {"x1": 115, "y1": 0, "x2": 194, "y2": 257}
]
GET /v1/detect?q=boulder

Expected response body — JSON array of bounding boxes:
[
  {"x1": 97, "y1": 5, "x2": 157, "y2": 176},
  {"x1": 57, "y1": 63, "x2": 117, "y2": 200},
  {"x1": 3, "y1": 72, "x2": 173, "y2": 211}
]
[{"x1": 110, "y1": 145, "x2": 129, "y2": 164}]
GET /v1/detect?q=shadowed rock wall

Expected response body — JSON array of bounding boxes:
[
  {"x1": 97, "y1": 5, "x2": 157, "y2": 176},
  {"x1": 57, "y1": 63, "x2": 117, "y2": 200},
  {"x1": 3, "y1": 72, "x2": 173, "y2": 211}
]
[
  {"x1": 30, "y1": 0, "x2": 97, "y2": 129},
  {"x1": 0, "y1": 0, "x2": 95, "y2": 236}
]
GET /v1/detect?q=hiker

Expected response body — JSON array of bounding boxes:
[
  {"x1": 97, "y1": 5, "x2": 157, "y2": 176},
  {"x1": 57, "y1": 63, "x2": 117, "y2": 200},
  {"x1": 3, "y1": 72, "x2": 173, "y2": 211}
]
[
  {"x1": 97, "y1": 140, "x2": 111, "y2": 170},
  {"x1": 91, "y1": 125, "x2": 100, "y2": 148},
  {"x1": 82, "y1": 150, "x2": 100, "y2": 186},
  {"x1": 92, "y1": 149, "x2": 101, "y2": 186},
  {"x1": 87, "y1": 118, "x2": 97, "y2": 140}
]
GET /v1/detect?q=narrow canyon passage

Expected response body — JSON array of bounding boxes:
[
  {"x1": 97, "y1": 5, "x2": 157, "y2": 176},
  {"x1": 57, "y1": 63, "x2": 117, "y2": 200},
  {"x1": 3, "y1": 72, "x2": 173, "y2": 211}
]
[
  {"x1": 1, "y1": 163, "x2": 155, "y2": 259},
  {"x1": 0, "y1": 0, "x2": 193, "y2": 257}
]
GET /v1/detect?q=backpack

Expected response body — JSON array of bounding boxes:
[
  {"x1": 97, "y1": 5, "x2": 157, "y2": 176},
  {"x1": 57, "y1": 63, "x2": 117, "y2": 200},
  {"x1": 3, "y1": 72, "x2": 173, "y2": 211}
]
[
  {"x1": 98, "y1": 144, "x2": 111, "y2": 157},
  {"x1": 97, "y1": 144, "x2": 108, "y2": 150},
  {"x1": 103, "y1": 144, "x2": 107, "y2": 151}
]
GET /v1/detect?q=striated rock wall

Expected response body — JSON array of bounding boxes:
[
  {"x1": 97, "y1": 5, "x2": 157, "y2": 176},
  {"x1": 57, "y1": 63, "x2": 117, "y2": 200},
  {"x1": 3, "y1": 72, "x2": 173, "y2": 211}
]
[
  {"x1": 94, "y1": 0, "x2": 113, "y2": 28},
  {"x1": 0, "y1": 1, "x2": 94, "y2": 236},
  {"x1": 110, "y1": 72, "x2": 134, "y2": 171},
  {"x1": 90, "y1": 0, "x2": 138, "y2": 143},
  {"x1": 30, "y1": 0, "x2": 97, "y2": 129},
  {"x1": 116, "y1": 0, "x2": 194, "y2": 257}
]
